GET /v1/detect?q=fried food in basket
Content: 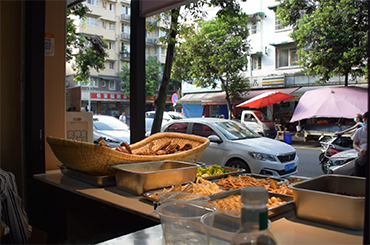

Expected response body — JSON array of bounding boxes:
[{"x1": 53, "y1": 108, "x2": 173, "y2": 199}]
[{"x1": 113, "y1": 140, "x2": 193, "y2": 156}]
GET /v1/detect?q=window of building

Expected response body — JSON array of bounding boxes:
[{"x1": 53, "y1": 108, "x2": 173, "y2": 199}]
[
  {"x1": 161, "y1": 47, "x2": 166, "y2": 55},
  {"x1": 277, "y1": 47, "x2": 298, "y2": 68},
  {"x1": 102, "y1": 81, "x2": 106, "y2": 87},
  {"x1": 86, "y1": 17, "x2": 98, "y2": 27},
  {"x1": 86, "y1": 0, "x2": 98, "y2": 6},
  {"x1": 275, "y1": 13, "x2": 287, "y2": 31},
  {"x1": 122, "y1": 24, "x2": 130, "y2": 34},
  {"x1": 109, "y1": 42, "x2": 114, "y2": 50},
  {"x1": 109, "y1": 61, "x2": 114, "y2": 70},
  {"x1": 146, "y1": 47, "x2": 151, "y2": 56},
  {"x1": 121, "y1": 5, "x2": 131, "y2": 15},
  {"x1": 154, "y1": 48, "x2": 159, "y2": 55},
  {"x1": 109, "y1": 4, "x2": 114, "y2": 11},
  {"x1": 102, "y1": 1, "x2": 106, "y2": 8},
  {"x1": 252, "y1": 56, "x2": 262, "y2": 70},
  {"x1": 102, "y1": 21, "x2": 106, "y2": 28},
  {"x1": 251, "y1": 22, "x2": 257, "y2": 34},
  {"x1": 90, "y1": 77, "x2": 98, "y2": 87},
  {"x1": 121, "y1": 43, "x2": 130, "y2": 53},
  {"x1": 109, "y1": 23, "x2": 114, "y2": 31},
  {"x1": 109, "y1": 81, "x2": 115, "y2": 90}
]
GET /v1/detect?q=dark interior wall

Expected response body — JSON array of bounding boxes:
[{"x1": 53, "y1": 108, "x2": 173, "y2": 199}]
[{"x1": 0, "y1": 0, "x2": 23, "y2": 195}]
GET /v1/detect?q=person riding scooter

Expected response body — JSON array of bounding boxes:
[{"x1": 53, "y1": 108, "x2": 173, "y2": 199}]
[
  {"x1": 352, "y1": 112, "x2": 368, "y2": 177},
  {"x1": 335, "y1": 113, "x2": 363, "y2": 135}
]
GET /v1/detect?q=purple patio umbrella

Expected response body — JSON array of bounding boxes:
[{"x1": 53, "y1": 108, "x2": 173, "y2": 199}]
[{"x1": 290, "y1": 86, "x2": 368, "y2": 122}]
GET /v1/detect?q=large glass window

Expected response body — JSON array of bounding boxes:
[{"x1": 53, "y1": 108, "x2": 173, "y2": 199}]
[
  {"x1": 86, "y1": 0, "x2": 99, "y2": 6},
  {"x1": 86, "y1": 17, "x2": 98, "y2": 27},
  {"x1": 252, "y1": 56, "x2": 261, "y2": 70},
  {"x1": 109, "y1": 23, "x2": 115, "y2": 31},
  {"x1": 277, "y1": 47, "x2": 298, "y2": 68},
  {"x1": 109, "y1": 81, "x2": 115, "y2": 90},
  {"x1": 122, "y1": 24, "x2": 130, "y2": 34},
  {"x1": 121, "y1": 5, "x2": 131, "y2": 15}
]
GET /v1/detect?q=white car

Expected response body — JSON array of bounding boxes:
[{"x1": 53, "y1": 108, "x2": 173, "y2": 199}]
[
  {"x1": 93, "y1": 115, "x2": 130, "y2": 147},
  {"x1": 145, "y1": 111, "x2": 186, "y2": 134},
  {"x1": 161, "y1": 118, "x2": 298, "y2": 177}
]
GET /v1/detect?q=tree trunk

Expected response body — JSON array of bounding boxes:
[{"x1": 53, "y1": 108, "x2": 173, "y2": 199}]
[
  {"x1": 344, "y1": 73, "x2": 348, "y2": 86},
  {"x1": 151, "y1": 8, "x2": 180, "y2": 134},
  {"x1": 221, "y1": 78, "x2": 232, "y2": 119}
]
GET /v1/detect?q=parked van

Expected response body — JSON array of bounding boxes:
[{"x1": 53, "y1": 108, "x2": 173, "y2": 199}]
[{"x1": 240, "y1": 110, "x2": 277, "y2": 139}]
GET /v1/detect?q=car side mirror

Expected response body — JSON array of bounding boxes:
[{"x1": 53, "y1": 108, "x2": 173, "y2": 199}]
[{"x1": 208, "y1": 135, "x2": 222, "y2": 144}]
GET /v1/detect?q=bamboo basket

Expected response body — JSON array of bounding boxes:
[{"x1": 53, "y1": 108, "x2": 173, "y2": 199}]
[{"x1": 46, "y1": 132, "x2": 210, "y2": 176}]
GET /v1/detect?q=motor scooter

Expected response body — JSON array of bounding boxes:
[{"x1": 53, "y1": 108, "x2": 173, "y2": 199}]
[
  {"x1": 319, "y1": 134, "x2": 353, "y2": 173},
  {"x1": 324, "y1": 149, "x2": 358, "y2": 175}
]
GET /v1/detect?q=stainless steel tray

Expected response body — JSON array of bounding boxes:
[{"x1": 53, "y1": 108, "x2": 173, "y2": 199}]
[
  {"x1": 112, "y1": 160, "x2": 198, "y2": 195},
  {"x1": 59, "y1": 165, "x2": 116, "y2": 187},
  {"x1": 289, "y1": 174, "x2": 365, "y2": 230},
  {"x1": 207, "y1": 188, "x2": 294, "y2": 218}
]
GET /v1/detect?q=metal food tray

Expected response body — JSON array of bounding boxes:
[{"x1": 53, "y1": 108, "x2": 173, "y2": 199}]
[
  {"x1": 112, "y1": 160, "x2": 198, "y2": 195},
  {"x1": 207, "y1": 188, "x2": 294, "y2": 218},
  {"x1": 289, "y1": 174, "x2": 365, "y2": 230},
  {"x1": 212, "y1": 173, "x2": 288, "y2": 189},
  {"x1": 59, "y1": 165, "x2": 116, "y2": 187},
  {"x1": 196, "y1": 166, "x2": 246, "y2": 181}
]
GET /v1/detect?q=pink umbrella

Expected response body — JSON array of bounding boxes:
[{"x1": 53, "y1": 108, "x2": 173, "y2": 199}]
[
  {"x1": 236, "y1": 91, "x2": 296, "y2": 108},
  {"x1": 290, "y1": 86, "x2": 368, "y2": 122}
]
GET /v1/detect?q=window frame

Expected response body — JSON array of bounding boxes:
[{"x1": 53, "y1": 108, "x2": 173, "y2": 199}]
[
  {"x1": 109, "y1": 81, "x2": 116, "y2": 90},
  {"x1": 276, "y1": 46, "x2": 299, "y2": 68}
]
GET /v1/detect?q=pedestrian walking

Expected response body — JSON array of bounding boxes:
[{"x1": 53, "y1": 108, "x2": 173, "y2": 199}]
[{"x1": 119, "y1": 112, "x2": 126, "y2": 123}]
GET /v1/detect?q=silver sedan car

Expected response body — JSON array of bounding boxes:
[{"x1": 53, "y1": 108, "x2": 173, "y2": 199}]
[
  {"x1": 161, "y1": 118, "x2": 298, "y2": 177},
  {"x1": 93, "y1": 115, "x2": 130, "y2": 147}
]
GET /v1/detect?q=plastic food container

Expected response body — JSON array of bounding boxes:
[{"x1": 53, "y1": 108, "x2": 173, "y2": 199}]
[
  {"x1": 289, "y1": 174, "x2": 366, "y2": 230},
  {"x1": 112, "y1": 160, "x2": 198, "y2": 195}
]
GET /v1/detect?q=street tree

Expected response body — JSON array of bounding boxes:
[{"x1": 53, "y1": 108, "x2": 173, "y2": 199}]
[
  {"x1": 66, "y1": 4, "x2": 108, "y2": 84},
  {"x1": 146, "y1": 0, "x2": 244, "y2": 134},
  {"x1": 276, "y1": 0, "x2": 368, "y2": 85},
  {"x1": 120, "y1": 56, "x2": 162, "y2": 97},
  {"x1": 172, "y1": 14, "x2": 251, "y2": 119}
]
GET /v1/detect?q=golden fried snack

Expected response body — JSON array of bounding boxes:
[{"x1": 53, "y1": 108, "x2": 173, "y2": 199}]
[
  {"x1": 210, "y1": 195, "x2": 286, "y2": 211},
  {"x1": 180, "y1": 143, "x2": 192, "y2": 151}
]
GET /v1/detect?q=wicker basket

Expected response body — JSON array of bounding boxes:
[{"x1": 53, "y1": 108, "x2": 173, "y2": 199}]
[{"x1": 46, "y1": 132, "x2": 210, "y2": 176}]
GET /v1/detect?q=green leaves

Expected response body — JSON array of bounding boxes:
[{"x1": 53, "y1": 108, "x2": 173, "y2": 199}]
[
  {"x1": 172, "y1": 12, "x2": 250, "y2": 116},
  {"x1": 119, "y1": 56, "x2": 162, "y2": 97},
  {"x1": 67, "y1": 4, "x2": 108, "y2": 84}
]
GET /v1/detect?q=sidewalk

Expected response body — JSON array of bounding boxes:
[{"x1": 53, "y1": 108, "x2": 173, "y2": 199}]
[{"x1": 277, "y1": 132, "x2": 321, "y2": 147}]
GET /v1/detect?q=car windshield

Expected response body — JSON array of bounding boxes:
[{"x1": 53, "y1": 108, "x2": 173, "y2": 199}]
[
  {"x1": 93, "y1": 117, "x2": 129, "y2": 131},
  {"x1": 254, "y1": 111, "x2": 271, "y2": 122},
  {"x1": 168, "y1": 113, "x2": 186, "y2": 120},
  {"x1": 214, "y1": 120, "x2": 260, "y2": 140}
]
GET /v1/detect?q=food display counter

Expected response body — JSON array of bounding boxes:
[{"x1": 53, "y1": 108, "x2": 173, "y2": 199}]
[{"x1": 33, "y1": 170, "x2": 364, "y2": 244}]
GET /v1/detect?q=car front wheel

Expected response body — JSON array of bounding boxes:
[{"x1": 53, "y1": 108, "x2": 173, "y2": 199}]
[{"x1": 227, "y1": 159, "x2": 251, "y2": 173}]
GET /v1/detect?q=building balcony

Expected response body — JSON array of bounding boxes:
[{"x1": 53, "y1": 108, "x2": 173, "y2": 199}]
[
  {"x1": 121, "y1": 14, "x2": 130, "y2": 22},
  {"x1": 121, "y1": 33, "x2": 130, "y2": 40},
  {"x1": 120, "y1": 51, "x2": 130, "y2": 60},
  {"x1": 146, "y1": 37, "x2": 157, "y2": 45}
]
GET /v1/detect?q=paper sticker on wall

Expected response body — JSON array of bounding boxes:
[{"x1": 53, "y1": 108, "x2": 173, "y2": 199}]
[{"x1": 45, "y1": 33, "x2": 55, "y2": 56}]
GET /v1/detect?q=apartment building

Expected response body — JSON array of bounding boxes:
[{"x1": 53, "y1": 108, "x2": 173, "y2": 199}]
[{"x1": 66, "y1": 0, "x2": 174, "y2": 119}]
